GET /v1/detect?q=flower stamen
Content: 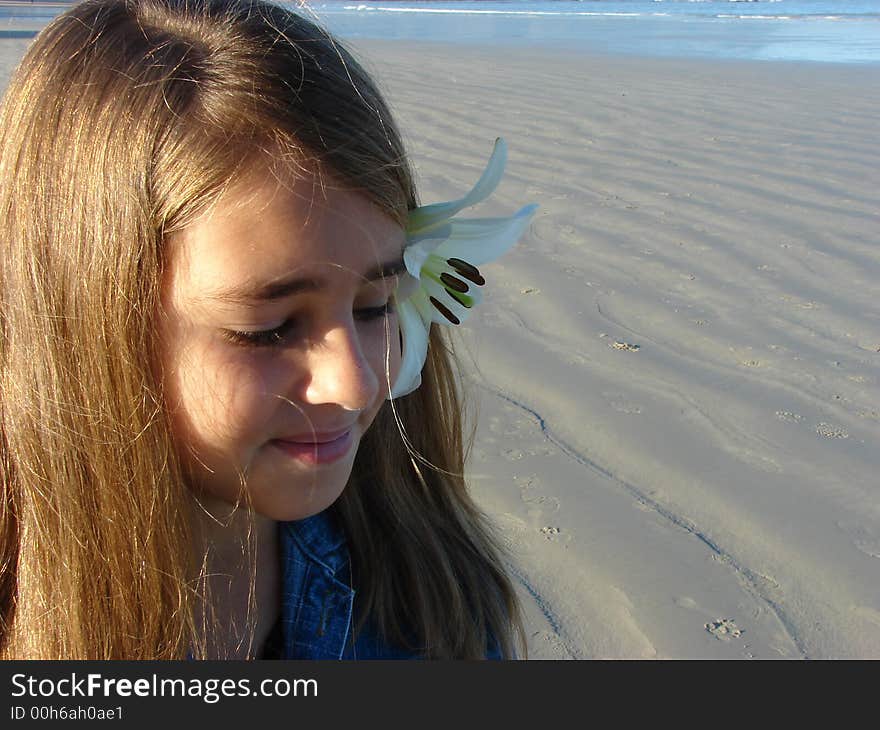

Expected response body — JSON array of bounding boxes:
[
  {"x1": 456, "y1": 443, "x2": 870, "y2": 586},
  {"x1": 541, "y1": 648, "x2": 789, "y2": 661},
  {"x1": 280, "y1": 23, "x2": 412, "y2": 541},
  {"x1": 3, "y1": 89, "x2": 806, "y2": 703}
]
[
  {"x1": 447, "y1": 258, "x2": 485, "y2": 286},
  {"x1": 440, "y1": 272, "x2": 470, "y2": 293},
  {"x1": 429, "y1": 296, "x2": 461, "y2": 325}
]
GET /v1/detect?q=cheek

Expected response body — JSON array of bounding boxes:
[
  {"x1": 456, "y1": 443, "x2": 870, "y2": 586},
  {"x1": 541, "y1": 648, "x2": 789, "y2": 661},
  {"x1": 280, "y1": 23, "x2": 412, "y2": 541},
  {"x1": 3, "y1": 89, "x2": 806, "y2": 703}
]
[
  {"x1": 164, "y1": 341, "x2": 285, "y2": 454},
  {"x1": 364, "y1": 314, "x2": 403, "y2": 396}
]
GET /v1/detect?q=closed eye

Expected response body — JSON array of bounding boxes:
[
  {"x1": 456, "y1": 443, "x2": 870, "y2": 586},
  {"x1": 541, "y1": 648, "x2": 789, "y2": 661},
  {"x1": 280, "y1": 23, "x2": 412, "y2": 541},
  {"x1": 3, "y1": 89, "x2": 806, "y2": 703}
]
[
  {"x1": 354, "y1": 301, "x2": 395, "y2": 322},
  {"x1": 222, "y1": 301, "x2": 395, "y2": 349},
  {"x1": 221, "y1": 319, "x2": 297, "y2": 348}
]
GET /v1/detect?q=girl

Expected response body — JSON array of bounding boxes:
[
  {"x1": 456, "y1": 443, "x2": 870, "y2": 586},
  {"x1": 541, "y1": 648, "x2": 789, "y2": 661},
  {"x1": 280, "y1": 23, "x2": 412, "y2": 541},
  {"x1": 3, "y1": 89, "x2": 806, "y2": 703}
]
[{"x1": 0, "y1": 0, "x2": 533, "y2": 659}]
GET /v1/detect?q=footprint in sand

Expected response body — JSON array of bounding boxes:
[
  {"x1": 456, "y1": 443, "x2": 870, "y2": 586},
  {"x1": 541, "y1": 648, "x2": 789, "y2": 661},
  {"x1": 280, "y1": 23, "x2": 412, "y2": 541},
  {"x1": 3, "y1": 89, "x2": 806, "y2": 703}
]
[
  {"x1": 516, "y1": 474, "x2": 539, "y2": 489},
  {"x1": 779, "y1": 294, "x2": 819, "y2": 310},
  {"x1": 815, "y1": 422, "x2": 849, "y2": 439},
  {"x1": 518, "y1": 477, "x2": 561, "y2": 514},
  {"x1": 752, "y1": 572, "x2": 783, "y2": 600},
  {"x1": 678, "y1": 599, "x2": 750, "y2": 648},
  {"x1": 530, "y1": 630, "x2": 571, "y2": 659},
  {"x1": 610, "y1": 400, "x2": 642, "y2": 415},
  {"x1": 558, "y1": 224, "x2": 578, "y2": 242},
  {"x1": 705, "y1": 618, "x2": 743, "y2": 641},
  {"x1": 775, "y1": 411, "x2": 803, "y2": 423},
  {"x1": 525, "y1": 494, "x2": 561, "y2": 512},
  {"x1": 538, "y1": 525, "x2": 571, "y2": 548}
]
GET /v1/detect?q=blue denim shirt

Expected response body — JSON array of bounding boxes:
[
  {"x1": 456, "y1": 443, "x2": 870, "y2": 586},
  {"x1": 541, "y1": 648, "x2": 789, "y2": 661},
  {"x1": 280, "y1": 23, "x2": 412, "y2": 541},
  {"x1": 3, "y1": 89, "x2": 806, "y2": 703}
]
[{"x1": 260, "y1": 509, "x2": 503, "y2": 660}]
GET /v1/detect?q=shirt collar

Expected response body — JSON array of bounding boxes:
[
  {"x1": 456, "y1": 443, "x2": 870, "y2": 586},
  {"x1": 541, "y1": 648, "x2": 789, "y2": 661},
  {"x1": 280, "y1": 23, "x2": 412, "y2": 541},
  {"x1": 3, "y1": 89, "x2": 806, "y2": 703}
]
[{"x1": 279, "y1": 507, "x2": 349, "y2": 575}]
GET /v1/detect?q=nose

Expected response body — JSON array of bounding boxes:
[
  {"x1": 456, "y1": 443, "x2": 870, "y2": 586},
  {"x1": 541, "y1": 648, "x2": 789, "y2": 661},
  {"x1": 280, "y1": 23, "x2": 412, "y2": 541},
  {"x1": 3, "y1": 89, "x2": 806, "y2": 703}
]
[{"x1": 301, "y1": 323, "x2": 380, "y2": 411}]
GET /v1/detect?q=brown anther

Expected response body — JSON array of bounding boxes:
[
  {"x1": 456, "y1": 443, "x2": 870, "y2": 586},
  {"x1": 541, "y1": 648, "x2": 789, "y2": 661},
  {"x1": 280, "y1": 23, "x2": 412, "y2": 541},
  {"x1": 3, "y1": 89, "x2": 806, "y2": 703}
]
[
  {"x1": 429, "y1": 296, "x2": 461, "y2": 325},
  {"x1": 440, "y1": 272, "x2": 469, "y2": 293},
  {"x1": 446, "y1": 258, "x2": 485, "y2": 286}
]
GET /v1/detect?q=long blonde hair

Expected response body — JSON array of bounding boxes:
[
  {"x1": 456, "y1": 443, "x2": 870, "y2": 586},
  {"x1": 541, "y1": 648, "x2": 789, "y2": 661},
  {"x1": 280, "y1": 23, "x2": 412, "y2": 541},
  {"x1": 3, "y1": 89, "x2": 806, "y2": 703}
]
[{"x1": 0, "y1": 0, "x2": 525, "y2": 659}]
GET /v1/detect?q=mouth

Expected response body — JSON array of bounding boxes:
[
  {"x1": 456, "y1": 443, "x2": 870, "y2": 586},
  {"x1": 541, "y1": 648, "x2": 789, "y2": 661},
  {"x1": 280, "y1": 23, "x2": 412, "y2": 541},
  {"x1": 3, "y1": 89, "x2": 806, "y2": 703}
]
[{"x1": 271, "y1": 428, "x2": 354, "y2": 466}]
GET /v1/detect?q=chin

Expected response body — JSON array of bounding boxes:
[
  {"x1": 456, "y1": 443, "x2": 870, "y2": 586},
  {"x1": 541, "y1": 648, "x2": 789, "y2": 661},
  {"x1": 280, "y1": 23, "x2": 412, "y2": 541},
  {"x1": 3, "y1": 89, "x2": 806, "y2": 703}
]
[
  {"x1": 257, "y1": 498, "x2": 341, "y2": 522},
  {"x1": 251, "y1": 472, "x2": 350, "y2": 522}
]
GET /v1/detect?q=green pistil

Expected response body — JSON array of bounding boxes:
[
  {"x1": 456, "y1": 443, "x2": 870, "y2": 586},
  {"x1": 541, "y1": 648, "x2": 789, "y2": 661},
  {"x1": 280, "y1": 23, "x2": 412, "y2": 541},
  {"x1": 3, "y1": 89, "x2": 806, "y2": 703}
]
[
  {"x1": 448, "y1": 290, "x2": 473, "y2": 308},
  {"x1": 423, "y1": 269, "x2": 474, "y2": 307}
]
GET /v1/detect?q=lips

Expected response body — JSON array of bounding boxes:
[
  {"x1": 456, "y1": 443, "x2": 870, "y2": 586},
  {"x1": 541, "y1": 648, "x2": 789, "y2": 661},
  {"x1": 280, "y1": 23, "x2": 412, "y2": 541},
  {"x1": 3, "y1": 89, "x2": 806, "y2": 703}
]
[
  {"x1": 271, "y1": 427, "x2": 355, "y2": 466},
  {"x1": 277, "y1": 426, "x2": 354, "y2": 445}
]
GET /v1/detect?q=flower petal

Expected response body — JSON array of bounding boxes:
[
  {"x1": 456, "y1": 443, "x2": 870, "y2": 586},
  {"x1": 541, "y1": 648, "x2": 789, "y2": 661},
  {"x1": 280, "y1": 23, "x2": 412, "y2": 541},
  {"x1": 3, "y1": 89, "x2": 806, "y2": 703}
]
[
  {"x1": 411, "y1": 286, "x2": 435, "y2": 327},
  {"x1": 395, "y1": 270, "x2": 421, "y2": 300},
  {"x1": 406, "y1": 138, "x2": 508, "y2": 233},
  {"x1": 390, "y1": 294, "x2": 430, "y2": 398},
  {"x1": 433, "y1": 204, "x2": 538, "y2": 266},
  {"x1": 403, "y1": 233, "x2": 446, "y2": 279}
]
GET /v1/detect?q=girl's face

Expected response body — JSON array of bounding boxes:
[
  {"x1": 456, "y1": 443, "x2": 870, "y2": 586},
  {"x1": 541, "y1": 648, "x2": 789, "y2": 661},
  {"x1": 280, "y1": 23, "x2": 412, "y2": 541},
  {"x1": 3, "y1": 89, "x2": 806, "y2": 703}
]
[{"x1": 159, "y1": 169, "x2": 405, "y2": 521}]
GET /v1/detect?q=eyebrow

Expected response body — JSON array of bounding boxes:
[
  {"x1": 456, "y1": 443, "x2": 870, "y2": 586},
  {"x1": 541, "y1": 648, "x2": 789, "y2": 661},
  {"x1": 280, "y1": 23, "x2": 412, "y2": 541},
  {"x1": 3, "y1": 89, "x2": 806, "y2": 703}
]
[{"x1": 206, "y1": 255, "x2": 407, "y2": 305}]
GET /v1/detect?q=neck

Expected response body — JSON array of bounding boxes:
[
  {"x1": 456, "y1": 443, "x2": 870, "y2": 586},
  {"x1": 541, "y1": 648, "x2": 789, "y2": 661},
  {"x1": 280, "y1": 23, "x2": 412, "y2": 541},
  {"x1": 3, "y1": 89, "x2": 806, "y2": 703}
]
[{"x1": 189, "y1": 495, "x2": 280, "y2": 660}]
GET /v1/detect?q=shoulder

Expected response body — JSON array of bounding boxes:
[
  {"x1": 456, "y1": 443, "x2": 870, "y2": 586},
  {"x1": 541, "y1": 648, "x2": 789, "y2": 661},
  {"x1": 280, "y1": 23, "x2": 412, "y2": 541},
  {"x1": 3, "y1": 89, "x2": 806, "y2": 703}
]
[{"x1": 277, "y1": 510, "x2": 510, "y2": 660}]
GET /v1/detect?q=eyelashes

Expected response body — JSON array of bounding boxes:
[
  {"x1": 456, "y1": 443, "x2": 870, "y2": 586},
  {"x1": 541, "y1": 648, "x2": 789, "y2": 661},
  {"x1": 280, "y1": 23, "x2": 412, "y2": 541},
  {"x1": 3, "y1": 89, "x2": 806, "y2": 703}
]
[
  {"x1": 353, "y1": 301, "x2": 396, "y2": 324},
  {"x1": 222, "y1": 319, "x2": 296, "y2": 348},
  {"x1": 222, "y1": 302, "x2": 396, "y2": 349}
]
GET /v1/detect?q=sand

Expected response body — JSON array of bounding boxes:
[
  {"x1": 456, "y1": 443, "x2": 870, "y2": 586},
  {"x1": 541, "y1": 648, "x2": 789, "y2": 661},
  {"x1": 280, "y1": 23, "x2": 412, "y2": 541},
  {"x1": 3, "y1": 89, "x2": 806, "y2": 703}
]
[
  {"x1": 2, "y1": 34, "x2": 878, "y2": 659},
  {"x1": 348, "y1": 41, "x2": 880, "y2": 659}
]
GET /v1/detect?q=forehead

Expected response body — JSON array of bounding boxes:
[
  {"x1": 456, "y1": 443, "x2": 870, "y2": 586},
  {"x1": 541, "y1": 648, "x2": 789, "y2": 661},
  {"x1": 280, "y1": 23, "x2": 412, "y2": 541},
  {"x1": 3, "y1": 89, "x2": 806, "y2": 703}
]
[{"x1": 166, "y1": 169, "x2": 405, "y2": 301}]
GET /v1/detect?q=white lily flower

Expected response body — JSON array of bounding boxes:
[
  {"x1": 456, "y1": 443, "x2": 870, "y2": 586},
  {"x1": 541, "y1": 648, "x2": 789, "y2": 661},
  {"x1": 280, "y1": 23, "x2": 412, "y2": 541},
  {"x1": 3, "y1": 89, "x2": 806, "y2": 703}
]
[{"x1": 390, "y1": 138, "x2": 538, "y2": 398}]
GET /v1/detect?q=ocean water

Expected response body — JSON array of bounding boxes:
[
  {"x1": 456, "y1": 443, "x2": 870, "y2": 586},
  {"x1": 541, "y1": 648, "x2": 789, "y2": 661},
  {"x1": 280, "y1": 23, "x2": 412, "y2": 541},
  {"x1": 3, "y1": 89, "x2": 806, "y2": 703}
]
[
  {"x1": 2, "y1": 0, "x2": 879, "y2": 64},
  {"x1": 307, "y1": 0, "x2": 880, "y2": 63}
]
